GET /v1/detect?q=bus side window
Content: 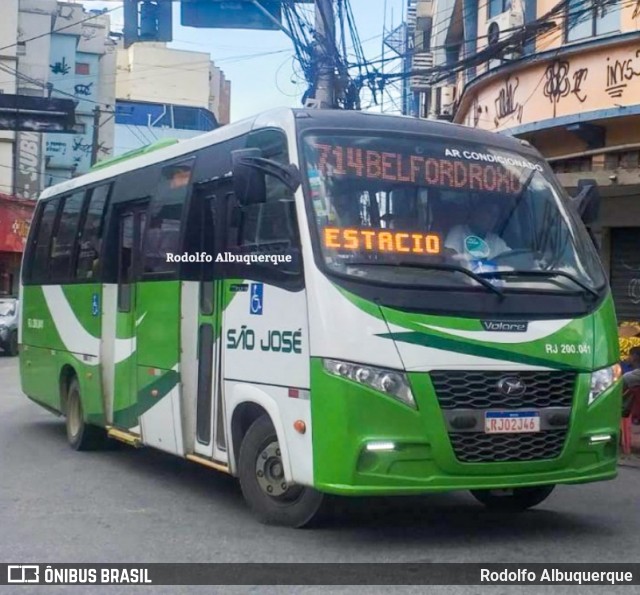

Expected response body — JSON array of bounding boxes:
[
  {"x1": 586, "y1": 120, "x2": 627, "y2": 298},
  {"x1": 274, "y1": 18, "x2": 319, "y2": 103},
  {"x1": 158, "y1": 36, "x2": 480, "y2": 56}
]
[
  {"x1": 29, "y1": 198, "x2": 62, "y2": 284},
  {"x1": 118, "y1": 213, "x2": 134, "y2": 311},
  {"x1": 50, "y1": 191, "x2": 85, "y2": 283},
  {"x1": 75, "y1": 184, "x2": 111, "y2": 281},
  {"x1": 228, "y1": 129, "x2": 302, "y2": 281},
  {"x1": 143, "y1": 159, "x2": 194, "y2": 276}
]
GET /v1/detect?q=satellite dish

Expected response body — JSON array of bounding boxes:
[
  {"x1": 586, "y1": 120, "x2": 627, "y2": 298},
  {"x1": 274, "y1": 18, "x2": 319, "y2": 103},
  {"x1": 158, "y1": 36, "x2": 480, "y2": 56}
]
[{"x1": 487, "y1": 21, "x2": 500, "y2": 46}]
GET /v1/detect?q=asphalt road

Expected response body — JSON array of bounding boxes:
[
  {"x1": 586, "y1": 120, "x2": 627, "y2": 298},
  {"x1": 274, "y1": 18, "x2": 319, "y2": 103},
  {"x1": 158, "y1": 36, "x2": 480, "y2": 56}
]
[{"x1": 1, "y1": 356, "x2": 639, "y2": 594}]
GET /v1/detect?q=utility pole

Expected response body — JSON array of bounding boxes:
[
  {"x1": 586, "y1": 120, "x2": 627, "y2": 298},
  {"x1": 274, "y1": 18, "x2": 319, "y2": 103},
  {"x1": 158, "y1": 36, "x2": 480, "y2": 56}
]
[
  {"x1": 307, "y1": 0, "x2": 336, "y2": 109},
  {"x1": 90, "y1": 106, "x2": 101, "y2": 166}
]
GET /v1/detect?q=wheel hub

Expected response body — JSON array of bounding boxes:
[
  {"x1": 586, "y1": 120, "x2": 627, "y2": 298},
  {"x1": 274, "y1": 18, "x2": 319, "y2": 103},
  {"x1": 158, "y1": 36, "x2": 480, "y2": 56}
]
[
  {"x1": 67, "y1": 393, "x2": 81, "y2": 437},
  {"x1": 255, "y1": 441, "x2": 288, "y2": 497}
]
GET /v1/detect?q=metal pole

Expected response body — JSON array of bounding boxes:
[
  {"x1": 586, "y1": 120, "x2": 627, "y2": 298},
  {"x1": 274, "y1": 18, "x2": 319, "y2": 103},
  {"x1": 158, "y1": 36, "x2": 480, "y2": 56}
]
[
  {"x1": 312, "y1": 0, "x2": 336, "y2": 109},
  {"x1": 91, "y1": 106, "x2": 101, "y2": 166}
]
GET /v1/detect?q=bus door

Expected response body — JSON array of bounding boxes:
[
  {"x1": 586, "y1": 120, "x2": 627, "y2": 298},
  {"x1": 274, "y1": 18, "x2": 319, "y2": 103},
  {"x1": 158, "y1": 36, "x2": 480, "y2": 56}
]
[
  {"x1": 192, "y1": 179, "x2": 232, "y2": 461},
  {"x1": 112, "y1": 203, "x2": 147, "y2": 431}
]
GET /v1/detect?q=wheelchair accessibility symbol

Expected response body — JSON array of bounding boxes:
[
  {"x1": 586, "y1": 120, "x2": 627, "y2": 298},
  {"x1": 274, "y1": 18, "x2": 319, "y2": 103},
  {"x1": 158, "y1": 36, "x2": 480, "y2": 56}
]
[
  {"x1": 250, "y1": 283, "x2": 263, "y2": 315},
  {"x1": 91, "y1": 293, "x2": 100, "y2": 317}
]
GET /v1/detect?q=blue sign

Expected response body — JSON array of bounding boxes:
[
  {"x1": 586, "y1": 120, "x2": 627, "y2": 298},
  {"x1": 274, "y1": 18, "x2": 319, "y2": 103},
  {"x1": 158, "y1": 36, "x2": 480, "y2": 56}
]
[
  {"x1": 91, "y1": 293, "x2": 100, "y2": 317},
  {"x1": 250, "y1": 283, "x2": 263, "y2": 316}
]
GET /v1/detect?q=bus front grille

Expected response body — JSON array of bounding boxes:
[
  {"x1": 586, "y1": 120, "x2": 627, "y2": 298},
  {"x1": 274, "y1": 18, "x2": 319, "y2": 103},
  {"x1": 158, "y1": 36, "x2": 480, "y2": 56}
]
[
  {"x1": 430, "y1": 370, "x2": 576, "y2": 409},
  {"x1": 449, "y1": 430, "x2": 567, "y2": 463}
]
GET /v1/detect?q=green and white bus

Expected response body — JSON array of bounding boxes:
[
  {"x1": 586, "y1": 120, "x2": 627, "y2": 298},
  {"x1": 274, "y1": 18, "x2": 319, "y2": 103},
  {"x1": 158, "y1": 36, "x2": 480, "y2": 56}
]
[{"x1": 20, "y1": 108, "x2": 622, "y2": 526}]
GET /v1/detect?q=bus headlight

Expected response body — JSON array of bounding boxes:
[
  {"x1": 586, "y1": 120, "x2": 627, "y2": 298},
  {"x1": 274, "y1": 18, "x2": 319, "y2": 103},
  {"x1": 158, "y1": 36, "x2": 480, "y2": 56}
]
[
  {"x1": 323, "y1": 359, "x2": 416, "y2": 409},
  {"x1": 589, "y1": 364, "x2": 622, "y2": 405}
]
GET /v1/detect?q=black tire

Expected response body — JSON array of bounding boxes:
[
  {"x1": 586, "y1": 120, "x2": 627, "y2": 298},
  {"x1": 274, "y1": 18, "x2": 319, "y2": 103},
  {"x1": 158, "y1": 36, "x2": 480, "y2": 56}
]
[
  {"x1": 470, "y1": 485, "x2": 555, "y2": 511},
  {"x1": 238, "y1": 415, "x2": 324, "y2": 527},
  {"x1": 65, "y1": 377, "x2": 108, "y2": 451},
  {"x1": 7, "y1": 331, "x2": 18, "y2": 356}
]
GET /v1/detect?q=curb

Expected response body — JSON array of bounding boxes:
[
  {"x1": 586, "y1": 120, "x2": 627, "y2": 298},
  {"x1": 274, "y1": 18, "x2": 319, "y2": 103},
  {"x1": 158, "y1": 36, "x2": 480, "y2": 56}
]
[{"x1": 619, "y1": 455, "x2": 640, "y2": 469}]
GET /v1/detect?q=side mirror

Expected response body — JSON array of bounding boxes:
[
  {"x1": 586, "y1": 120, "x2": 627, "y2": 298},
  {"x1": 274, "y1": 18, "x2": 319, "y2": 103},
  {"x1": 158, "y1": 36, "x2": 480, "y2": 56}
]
[
  {"x1": 572, "y1": 179, "x2": 601, "y2": 226},
  {"x1": 232, "y1": 148, "x2": 266, "y2": 207}
]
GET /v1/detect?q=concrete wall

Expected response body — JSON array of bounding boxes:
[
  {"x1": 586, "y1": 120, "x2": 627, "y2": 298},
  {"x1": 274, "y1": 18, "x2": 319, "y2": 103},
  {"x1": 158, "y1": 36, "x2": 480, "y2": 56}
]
[
  {"x1": 208, "y1": 62, "x2": 231, "y2": 125},
  {"x1": 117, "y1": 43, "x2": 212, "y2": 108}
]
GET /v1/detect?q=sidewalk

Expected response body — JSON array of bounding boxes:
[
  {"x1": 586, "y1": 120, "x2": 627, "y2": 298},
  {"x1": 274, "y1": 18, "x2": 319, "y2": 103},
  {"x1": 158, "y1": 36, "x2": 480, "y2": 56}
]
[
  {"x1": 633, "y1": 423, "x2": 640, "y2": 453},
  {"x1": 619, "y1": 422, "x2": 640, "y2": 469}
]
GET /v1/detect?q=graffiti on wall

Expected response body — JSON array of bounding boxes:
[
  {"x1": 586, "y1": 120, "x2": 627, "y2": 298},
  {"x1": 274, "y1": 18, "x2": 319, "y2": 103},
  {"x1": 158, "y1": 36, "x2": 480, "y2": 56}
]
[
  {"x1": 50, "y1": 57, "x2": 70, "y2": 75},
  {"x1": 456, "y1": 42, "x2": 640, "y2": 131},
  {"x1": 15, "y1": 132, "x2": 41, "y2": 200},
  {"x1": 542, "y1": 61, "x2": 589, "y2": 116},
  {"x1": 74, "y1": 82, "x2": 94, "y2": 97},
  {"x1": 493, "y1": 76, "x2": 523, "y2": 128},
  {"x1": 81, "y1": 26, "x2": 98, "y2": 41},
  {"x1": 605, "y1": 51, "x2": 640, "y2": 98}
]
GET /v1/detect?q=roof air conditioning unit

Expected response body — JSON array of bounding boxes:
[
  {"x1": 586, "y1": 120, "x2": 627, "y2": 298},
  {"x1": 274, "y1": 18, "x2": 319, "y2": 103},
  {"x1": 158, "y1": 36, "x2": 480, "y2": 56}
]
[{"x1": 486, "y1": 8, "x2": 524, "y2": 69}]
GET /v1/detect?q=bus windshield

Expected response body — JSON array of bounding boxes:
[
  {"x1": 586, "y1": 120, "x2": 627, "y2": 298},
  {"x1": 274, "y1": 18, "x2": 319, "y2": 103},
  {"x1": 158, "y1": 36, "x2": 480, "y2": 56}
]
[{"x1": 302, "y1": 133, "x2": 606, "y2": 294}]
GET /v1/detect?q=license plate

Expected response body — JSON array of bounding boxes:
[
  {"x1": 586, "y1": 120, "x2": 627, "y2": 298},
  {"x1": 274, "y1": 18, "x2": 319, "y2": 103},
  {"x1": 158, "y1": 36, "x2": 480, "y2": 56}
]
[{"x1": 484, "y1": 411, "x2": 540, "y2": 434}]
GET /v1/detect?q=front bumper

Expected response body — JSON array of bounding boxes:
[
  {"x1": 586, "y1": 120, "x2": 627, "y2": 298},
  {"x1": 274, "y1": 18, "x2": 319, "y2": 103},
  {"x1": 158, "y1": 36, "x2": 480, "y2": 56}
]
[{"x1": 310, "y1": 360, "x2": 620, "y2": 496}]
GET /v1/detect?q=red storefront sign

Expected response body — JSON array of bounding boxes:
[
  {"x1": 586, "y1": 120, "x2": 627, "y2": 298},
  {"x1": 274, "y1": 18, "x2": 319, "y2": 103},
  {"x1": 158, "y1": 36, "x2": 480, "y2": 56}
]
[{"x1": 0, "y1": 194, "x2": 35, "y2": 253}]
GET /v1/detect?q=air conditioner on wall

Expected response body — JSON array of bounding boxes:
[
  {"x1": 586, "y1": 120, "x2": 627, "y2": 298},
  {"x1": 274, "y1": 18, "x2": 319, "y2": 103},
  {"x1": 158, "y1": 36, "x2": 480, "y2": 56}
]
[
  {"x1": 486, "y1": 8, "x2": 524, "y2": 69},
  {"x1": 438, "y1": 85, "x2": 455, "y2": 119},
  {"x1": 410, "y1": 51, "x2": 434, "y2": 90}
]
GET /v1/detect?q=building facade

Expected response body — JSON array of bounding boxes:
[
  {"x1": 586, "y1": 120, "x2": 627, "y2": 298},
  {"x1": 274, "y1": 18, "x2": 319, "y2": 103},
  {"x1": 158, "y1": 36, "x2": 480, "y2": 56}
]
[
  {"x1": 411, "y1": 0, "x2": 640, "y2": 321},
  {"x1": 0, "y1": 1, "x2": 116, "y2": 294},
  {"x1": 113, "y1": 42, "x2": 230, "y2": 155},
  {"x1": 0, "y1": 0, "x2": 20, "y2": 198},
  {"x1": 14, "y1": 0, "x2": 116, "y2": 195}
]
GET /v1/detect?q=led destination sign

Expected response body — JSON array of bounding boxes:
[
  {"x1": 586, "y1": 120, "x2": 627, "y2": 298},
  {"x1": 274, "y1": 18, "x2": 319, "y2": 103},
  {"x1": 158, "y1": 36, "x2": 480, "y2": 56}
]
[
  {"x1": 312, "y1": 143, "x2": 531, "y2": 194},
  {"x1": 324, "y1": 227, "x2": 442, "y2": 254}
]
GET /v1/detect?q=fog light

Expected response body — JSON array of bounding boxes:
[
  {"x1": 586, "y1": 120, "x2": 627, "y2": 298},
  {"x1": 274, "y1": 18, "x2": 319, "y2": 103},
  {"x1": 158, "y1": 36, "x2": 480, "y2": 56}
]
[
  {"x1": 366, "y1": 441, "x2": 395, "y2": 452},
  {"x1": 589, "y1": 434, "x2": 612, "y2": 445}
]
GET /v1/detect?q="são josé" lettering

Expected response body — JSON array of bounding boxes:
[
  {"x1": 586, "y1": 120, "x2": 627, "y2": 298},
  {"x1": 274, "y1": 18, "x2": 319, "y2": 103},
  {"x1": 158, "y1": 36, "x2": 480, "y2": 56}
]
[{"x1": 227, "y1": 326, "x2": 302, "y2": 354}]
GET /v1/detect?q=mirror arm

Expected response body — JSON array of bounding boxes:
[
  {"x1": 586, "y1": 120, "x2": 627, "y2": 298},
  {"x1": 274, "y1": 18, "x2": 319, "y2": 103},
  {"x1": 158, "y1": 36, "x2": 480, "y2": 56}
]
[{"x1": 240, "y1": 157, "x2": 301, "y2": 192}]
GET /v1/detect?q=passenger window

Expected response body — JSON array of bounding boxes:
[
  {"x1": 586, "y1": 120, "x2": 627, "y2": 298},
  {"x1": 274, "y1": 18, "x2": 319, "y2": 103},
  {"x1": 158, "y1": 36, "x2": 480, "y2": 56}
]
[
  {"x1": 143, "y1": 160, "x2": 194, "y2": 275},
  {"x1": 118, "y1": 213, "x2": 134, "y2": 311},
  {"x1": 31, "y1": 198, "x2": 61, "y2": 283},
  {"x1": 76, "y1": 184, "x2": 111, "y2": 280},
  {"x1": 230, "y1": 130, "x2": 302, "y2": 278},
  {"x1": 50, "y1": 191, "x2": 85, "y2": 282}
]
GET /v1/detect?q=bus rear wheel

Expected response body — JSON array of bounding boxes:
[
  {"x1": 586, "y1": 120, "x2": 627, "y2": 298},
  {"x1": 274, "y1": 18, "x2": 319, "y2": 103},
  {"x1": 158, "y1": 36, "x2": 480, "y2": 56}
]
[
  {"x1": 65, "y1": 377, "x2": 107, "y2": 451},
  {"x1": 238, "y1": 415, "x2": 324, "y2": 527},
  {"x1": 470, "y1": 485, "x2": 555, "y2": 511}
]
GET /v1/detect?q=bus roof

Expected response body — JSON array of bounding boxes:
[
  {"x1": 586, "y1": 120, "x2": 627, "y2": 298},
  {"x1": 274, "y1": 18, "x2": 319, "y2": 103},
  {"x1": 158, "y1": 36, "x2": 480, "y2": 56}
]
[{"x1": 39, "y1": 108, "x2": 538, "y2": 201}]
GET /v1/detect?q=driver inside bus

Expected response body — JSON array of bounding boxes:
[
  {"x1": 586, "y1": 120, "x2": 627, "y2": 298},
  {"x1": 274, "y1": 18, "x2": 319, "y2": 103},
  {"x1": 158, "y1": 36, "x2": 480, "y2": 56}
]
[{"x1": 444, "y1": 198, "x2": 510, "y2": 261}]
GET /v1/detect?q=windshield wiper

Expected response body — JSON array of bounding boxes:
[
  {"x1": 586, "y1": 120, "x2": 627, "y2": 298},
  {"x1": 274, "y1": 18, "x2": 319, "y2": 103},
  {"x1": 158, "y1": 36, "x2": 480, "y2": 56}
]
[
  {"x1": 476, "y1": 269, "x2": 599, "y2": 298},
  {"x1": 345, "y1": 261, "x2": 505, "y2": 297}
]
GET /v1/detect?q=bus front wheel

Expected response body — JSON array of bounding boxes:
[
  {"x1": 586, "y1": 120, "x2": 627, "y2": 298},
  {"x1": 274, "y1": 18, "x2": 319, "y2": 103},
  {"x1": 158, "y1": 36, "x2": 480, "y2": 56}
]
[
  {"x1": 65, "y1": 377, "x2": 107, "y2": 451},
  {"x1": 238, "y1": 415, "x2": 324, "y2": 527},
  {"x1": 470, "y1": 485, "x2": 555, "y2": 511}
]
